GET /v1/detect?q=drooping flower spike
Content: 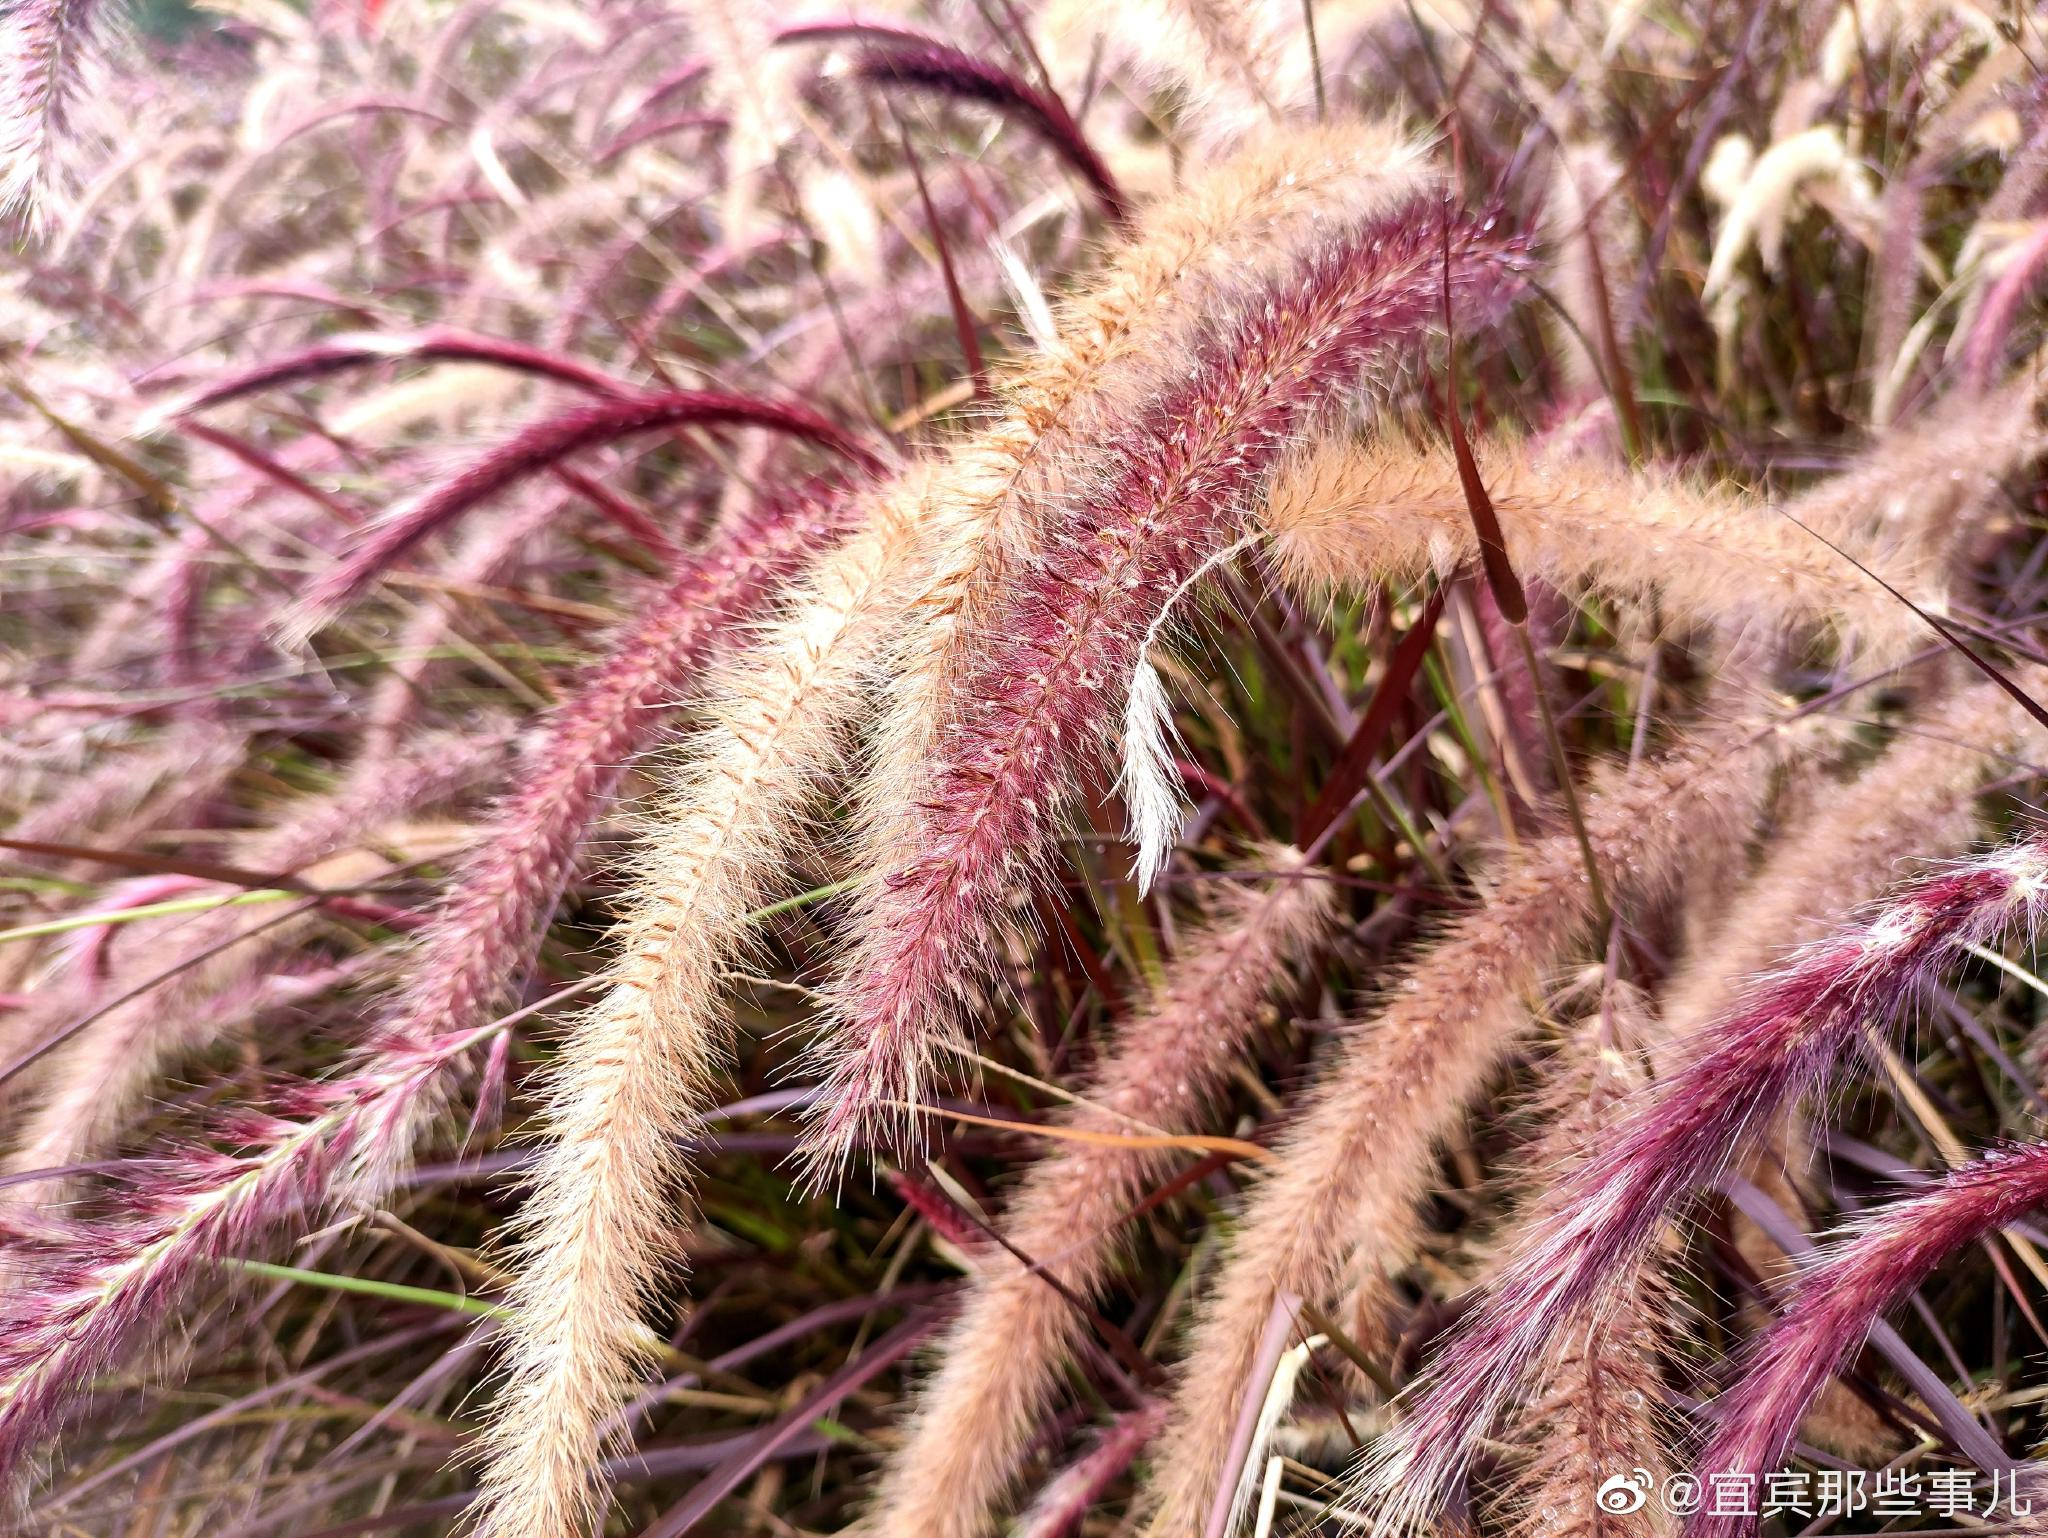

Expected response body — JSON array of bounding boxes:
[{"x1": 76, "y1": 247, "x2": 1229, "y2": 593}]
[
  {"x1": 805, "y1": 198, "x2": 1532, "y2": 1177},
  {"x1": 1357, "y1": 835, "x2": 2048, "y2": 1537},
  {"x1": 1687, "y1": 1141, "x2": 2048, "y2": 1538},
  {"x1": 0, "y1": 482, "x2": 853, "y2": 1484}
]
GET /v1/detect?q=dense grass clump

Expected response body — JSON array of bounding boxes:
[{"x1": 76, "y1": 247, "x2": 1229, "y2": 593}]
[{"x1": 7, "y1": 3, "x2": 2048, "y2": 1536}]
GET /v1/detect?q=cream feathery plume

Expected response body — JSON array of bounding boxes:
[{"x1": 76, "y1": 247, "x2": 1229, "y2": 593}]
[
  {"x1": 1037, "y1": 0, "x2": 1317, "y2": 149},
  {"x1": 1262, "y1": 434, "x2": 1937, "y2": 666},
  {"x1": 863, "y1": 847, "x2": 1335, "y2": 1538},
  {"x1": 462, "y1": 476, "x2": 924, "y2": 1538},
  {"x1": 1137, "y1": 717, "x2": 1786, "y2": 1534}
]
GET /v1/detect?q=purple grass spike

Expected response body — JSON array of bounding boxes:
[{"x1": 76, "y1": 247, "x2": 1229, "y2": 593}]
[
  {"x1": 140, "y1": 326, "x2": 640, "y2": 423},
  {"x1": 1688, "y1": 1140, "x2": 2048, "y2": 1538},
  {"x1": 802, "y1": 200, "x2": 1531, "y2": 1179},
  {"x1": 846, "y1": 37, "x2": 1127, "y2": 224},
  {"x1": 1354, "y1": 834, "x2": 2048, "y2": 1536}
]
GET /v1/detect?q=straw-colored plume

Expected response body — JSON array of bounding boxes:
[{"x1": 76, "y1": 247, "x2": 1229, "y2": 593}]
[
  {"x1": 1137, "y1": 717, "x2": 1783, "y2": 1533},
  {"x1": 864, "y1": 847, "x2": 1335, "y2": 1538},
  {"x1": 1262, "y1": 434, "x2": 1934, "y2": 664},
  {"x1": 464, "y1": 478, "x2": 924, "y2": 1538}
]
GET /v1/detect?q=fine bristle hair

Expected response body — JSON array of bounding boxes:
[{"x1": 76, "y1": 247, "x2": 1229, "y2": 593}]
[
  {"x1": 461, "y1": 478, "x2": 926, "y2": 1538},
  {"x1": 1501, "y1": 1003, "x2": 1681, "y2": 1538},
  {"x1": 463, "y1": 124, "x2": 1438, "y2": 1537},
  {"x1": 851, "y1": 118, "x2": 1434, "y2": 929}
]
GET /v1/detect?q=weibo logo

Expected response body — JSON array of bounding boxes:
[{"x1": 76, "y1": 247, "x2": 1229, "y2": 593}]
[{"x1": 1595, "y1": 1469, "x2": 1654, "y2": 1515}]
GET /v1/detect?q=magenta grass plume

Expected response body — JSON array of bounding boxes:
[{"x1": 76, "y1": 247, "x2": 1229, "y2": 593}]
[
  {"x1": 144, "y1": 327, "x2": 638, "y2": 421},
  {"x1": 287, "y1": 389, "x2": 881, "y2": 636},
  {"x1": 0, "y1": 0, "x2": 110, "y2": 229},
  {"x1": 802, "y1": 200, "x2": 1530, "y2": 1175},
  {"x1": 1688, "y1": 1140, "x2": 2048, "y2": 1538},
  {"x1": 1358, "y1": 836, "x2": 2048, "y2": 1533},
  {"x1": 846, "y1": 38, "x2": 1127, "y2": 223}
]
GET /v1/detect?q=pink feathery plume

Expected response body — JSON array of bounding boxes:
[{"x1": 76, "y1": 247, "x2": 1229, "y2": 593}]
[
  {"x1": 0, "y1": 0, "x2": 110, "y2": 231},
  {"x1": 1687, "y1": 1141, "x2": 2048, "y2": 1538},
  {"x1": 803, "y1": 201, "x2": 1531, "y2": 1175},
  {"x1": 142, "y1": 326, "x2": 638, "y2": 421},
  {"x1": 1357, "y1": 835, "x2": 2048, "y2": 1533},
  {"x1": 0, "y1": 484, "x2": 855, "y2": 1485},
  {"x1": 1962, "y1": 218, "x2": 2048, "y2": 392},
  {"x1": 285, "y1": 389, "x2": 880, "y2": 637}
]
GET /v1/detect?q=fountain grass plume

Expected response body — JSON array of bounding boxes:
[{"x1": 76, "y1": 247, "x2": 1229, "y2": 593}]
[
  {"x1": 359, "y1": 482, "x2": 853, "y2": 1071},
  {"x1": 141, "y1": 326, "x2": 638, "y2": 427},
  {"x1": 848, "y1": 38, "x2": 1127, "y2": 224},
  {"x1": 1686, "y1": 1140, "x2": 2048, "y2": 1538},
  {"x1": 461, "y1": 122, "x2": 1444, "y2": 1538},
  {"x1": 0, "y1": 488, "x2": 844, "y2": 1490},
  {"x1": 1138, "y1": 717, "x2": 1784, "y2": 1534},
  {"x1": 1664, "y1": 673, "x2": 2048, "y2": 1041},
  {"x1": 1263, "y1": 434, "x2": 1938, "y2": 666},
  {"x1": 1357, "y1": 833, "x2": 2048, "y2": 1538},
  {"x1": 0, "y1": 0, "x2": 114, "y2": 231},
  {"x1": 863, "y1": 846, "x2": 1335, "y2": 1538},
  {"x1": 462, "y1": 472, "x2": 932, "y2": 1538},
  {"x1": 850, "y1": 117, "x2": 1432, "y2": 1090},
  {"x1": 1503, "y1": 1006, "x2": 1681, "y2": 1538},
  {"x1": 1483, "y1": 676, "x2": 2046, "y2": 1538},
  {"x1": 805, "y1": 198, "x2": 1532, "y2": 1179},
  {"x1": 2, "y1": 734, "x2": 501, "y2": 1208}
]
